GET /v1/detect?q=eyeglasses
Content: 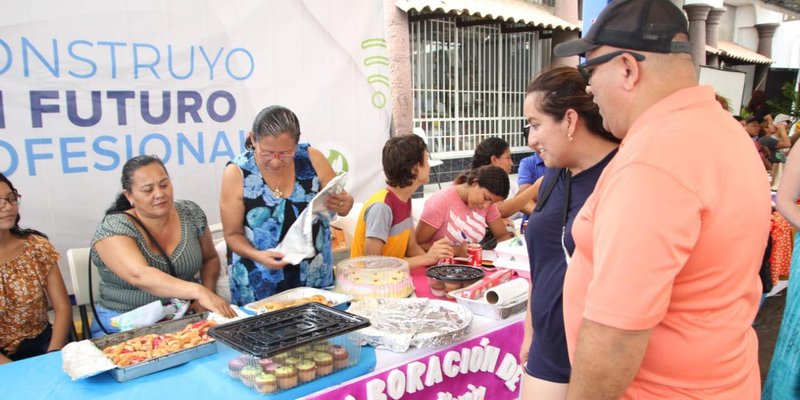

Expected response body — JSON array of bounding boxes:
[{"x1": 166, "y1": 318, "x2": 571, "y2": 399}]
[
  {"x1": 0, "y1": 193, "x2": 21, "y2": 207},
  {"x1": 258, "y1": 150, "x2": 295, "y2": 161},
  {"x1": 254, "y1": 142, "x2": 296, "y2": 161},
  {"x1": 577, "y1": 50, "x2": 646, "y2": 83},
  {"x1": 522, "y1": 124, "x2": 531, "y2": 143}
]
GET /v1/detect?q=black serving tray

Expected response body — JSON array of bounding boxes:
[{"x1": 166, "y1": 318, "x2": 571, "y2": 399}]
[
  {"x1": 427, "y1": 265, "x2": 485, "y2": 282},
  {"x1": 208, "y1": 302, "x2": 370, "y2": 358}
]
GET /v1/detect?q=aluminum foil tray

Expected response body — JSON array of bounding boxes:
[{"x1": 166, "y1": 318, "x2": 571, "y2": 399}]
[
  {"x1": 346, "y1": 298, "x2": 473, "y2": 352},
  {"x1": 208, "y1": 302, "x2": 370, "y2": 358},
  {"x1": 243, "y1": 287, "x2": 353, "y2": 314},
  {"x1": 91, "y1": 313, "x2": 218, "y2": 382},
  {"x1": 449, "y1": 288, "x2": 528, "y2": 320}
]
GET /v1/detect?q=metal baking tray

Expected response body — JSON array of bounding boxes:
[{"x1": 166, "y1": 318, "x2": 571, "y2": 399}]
[
  {"x1": 449, "y1": 288, "x2": 528, "y2": 320},
  {"x1": 243, "y1": 287, "x2": 353, "y2": 315},
  {"x1": 209, "y1": 302, "x2": 370, "y2": 358},
  {"x1": 91, "y1": 313, "x2": 218, "y2": 382}
]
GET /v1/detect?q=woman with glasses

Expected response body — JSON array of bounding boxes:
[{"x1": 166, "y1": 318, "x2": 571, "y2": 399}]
[
  {"x1": 220, "y1": 105, "x2": 354, "y2": 305},
  {"x1": 0, "y1": 173, "x2": 72, "y2": 363},
  {"x1": 91, "y1": 155, "x2": 235, "y2": 336},
  {"x1": 519, "y1": 67, "x2": 619, "y2": 399}
]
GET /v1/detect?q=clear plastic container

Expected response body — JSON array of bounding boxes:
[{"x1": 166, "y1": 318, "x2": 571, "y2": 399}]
[
  {"x1": 209, "y1": 303, "x2": 369, "y2": 395},
  {"x1": 334, "y1": 256, "x2": 413, "y2": 300},
  {"x1": 221, "y1": 334, "x2": 361, "y2": 394}
]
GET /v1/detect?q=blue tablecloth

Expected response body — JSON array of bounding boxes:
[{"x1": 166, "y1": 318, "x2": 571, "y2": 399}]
[{"x1": 0, "y1": 344, "x2": 376, "y2": 400}]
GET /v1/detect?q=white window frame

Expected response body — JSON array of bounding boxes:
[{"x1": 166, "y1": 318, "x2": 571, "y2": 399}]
[{"x1": 410, "y1": 17, "x2": 551, "y2": 158}]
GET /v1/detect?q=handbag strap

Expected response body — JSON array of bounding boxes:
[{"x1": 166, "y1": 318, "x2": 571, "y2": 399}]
[{"x1": 533, "y1": 168, "x2": 566, "y2": 213}]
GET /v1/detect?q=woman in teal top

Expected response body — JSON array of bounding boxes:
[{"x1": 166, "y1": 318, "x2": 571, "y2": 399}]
[
  {"x1": 220, "y1": 106, "x2": 354, "y2": 306},
  {"x1": 91, "y1": 155, "x2": 234, "y2": 335}
]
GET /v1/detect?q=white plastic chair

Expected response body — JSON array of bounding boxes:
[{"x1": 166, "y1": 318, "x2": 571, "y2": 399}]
[
  {"x1": 413, "y1": 128, "x2": 444, "y2": 188},
  {"x1": 66, "y1": 248, "x2": 100, "y2": 339},
  {"x1": 214, "y1": 240, "x2": 232, "y2": 303},
  {"x1": 208, "y1": 222, "x2": 231, "y2": 302},
  {"x1": 209, "y1": 222, "x2": 225, "y2": 245}
]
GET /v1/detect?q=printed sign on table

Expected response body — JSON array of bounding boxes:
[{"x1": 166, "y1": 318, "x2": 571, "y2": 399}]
[{"x1": 306, "y1": 320, "x2": 525, "y2": 400}]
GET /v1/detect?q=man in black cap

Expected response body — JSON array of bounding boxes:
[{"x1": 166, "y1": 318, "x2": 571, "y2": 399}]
[{"x1": 553, "y1": 0, "x2": 770, "y2": 399}]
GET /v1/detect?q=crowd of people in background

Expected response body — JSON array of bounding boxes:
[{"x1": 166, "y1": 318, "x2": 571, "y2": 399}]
[{"x1": 2, "y1": 0, "x2": 800, "y2": 398}]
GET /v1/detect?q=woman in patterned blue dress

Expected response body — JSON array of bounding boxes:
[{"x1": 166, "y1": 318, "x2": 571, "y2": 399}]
[{"x1": 220, "y1": 106, "x2": 354, "y2": 306}]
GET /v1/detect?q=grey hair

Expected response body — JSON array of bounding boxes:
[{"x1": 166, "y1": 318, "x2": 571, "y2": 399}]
[{"x1": 247, "y1": 105, "x2": 301, "y2": 149}]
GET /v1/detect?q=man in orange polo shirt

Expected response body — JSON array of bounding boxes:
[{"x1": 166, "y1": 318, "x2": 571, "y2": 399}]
[{"x1": 552, "y1": 0, "x2": 771, "y2": 399}]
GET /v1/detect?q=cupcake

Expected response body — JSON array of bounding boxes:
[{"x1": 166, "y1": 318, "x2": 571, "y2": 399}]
[
  {"x1": 313, "y1": 352, "x2": 333, "y2": 376},
  {"x1": 275, "y1": 365, "x2": 298, "y2": 389},
  {"x1": 330, "y1": 345, "x2": 349, "y2": 370},
  {"x1": 293, "y1": 345, "x2": 312, "y2": 358},
  {"x1": 254, "y1": 372, "x2": 277, "y2": 394},
  {"x1": 284, "y1": 357, "x2": 301, "y2": 367},
  {"x1": 228, "y1": 357, "x2": 246, "y2": 378},
  {"x1": 264, "y1": 363, "x2": 279, "y2": 374},
  {"x1": 258, "y1": 358, "x2": 274, "y2": 372},
  {"x1": 239, "y1": 365, "x2": 261, "y2": 388},
  {"x1": 273, "y1": 352, "x2": 289, "y2": 364},
  {"x1": 297, "y1": 360, "x2": 317, "y2": 383},
  {"x1": 312, "y1": 342, "x2": 331, "y2": 353}
]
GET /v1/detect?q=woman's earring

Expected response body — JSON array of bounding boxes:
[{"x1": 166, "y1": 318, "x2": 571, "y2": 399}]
[{"x1": 568, "y1": 134, "x2": 574, "y2": 142}]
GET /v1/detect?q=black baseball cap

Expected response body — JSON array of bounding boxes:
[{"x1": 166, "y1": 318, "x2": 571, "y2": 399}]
[{"x1": 554, "y1": 0, "x2": 691, "y2": 57}]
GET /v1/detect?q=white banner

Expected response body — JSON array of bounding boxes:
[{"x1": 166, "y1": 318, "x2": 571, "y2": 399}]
[{"x1": 0, "y1": 0, "x2": 391, "y2": 291}]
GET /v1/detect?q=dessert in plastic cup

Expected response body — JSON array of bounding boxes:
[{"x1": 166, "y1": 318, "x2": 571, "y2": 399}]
[
  {"x1": 330, "y1": 345, "x2": 349, "y2": 370},
  {"x1": 297, "y1": 360, "x2": 317, "y2": 382},
  {"x1": 285, "y1": 356, "x2": 301, "y2": 367},
  {"x1": 239, "y1": 365, "x2": 261, "y2": 388},
  {"x1": 313, "y1": 352, "x2": 334, "y2": 376},
  {"x1": 255, "y1": 372, "x2": 277, "y2": 394},
  {"x1": 258, "y1": 357, "x2": 273, "y2": 371},
  {"x1": 227, "y1": 357, "x2": 246, "y2": 378},
  {"x1": 275, "y1": 365, "x2": 298, "y2": 389}
]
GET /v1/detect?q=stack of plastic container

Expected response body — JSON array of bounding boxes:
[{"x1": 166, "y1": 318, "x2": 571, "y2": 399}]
[{"x1": 209, "y1": 303, "x2": 370, "y2": 394}]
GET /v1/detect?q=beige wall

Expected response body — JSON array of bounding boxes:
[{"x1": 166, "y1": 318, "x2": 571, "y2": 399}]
[
  {"x1": 552, "y1": 0, "x2": 580, "y2": 66},
  {"x1": 383, "y1": 0, "x2": 413, "y2": 136}
]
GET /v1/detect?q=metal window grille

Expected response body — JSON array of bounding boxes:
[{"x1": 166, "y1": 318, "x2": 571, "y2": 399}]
[{"x1": 410, "y1": 18, "x2": 551, "y2": 158}]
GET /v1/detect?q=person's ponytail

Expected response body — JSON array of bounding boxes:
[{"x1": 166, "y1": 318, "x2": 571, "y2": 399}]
[{"x1": 105, "y1": 193, "x2": 133, "y2": 214}]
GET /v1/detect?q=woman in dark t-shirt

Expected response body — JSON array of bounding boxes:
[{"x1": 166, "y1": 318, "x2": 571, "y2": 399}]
[{"x1": 519, "y1": 67, "x2": 619, "y2": 399}]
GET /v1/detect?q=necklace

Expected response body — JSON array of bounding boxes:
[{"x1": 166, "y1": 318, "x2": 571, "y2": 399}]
[{"x1": 270, "y1": 174, "x2": 285, "y2": 198}]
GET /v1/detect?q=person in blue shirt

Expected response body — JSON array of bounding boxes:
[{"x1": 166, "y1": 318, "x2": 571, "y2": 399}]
[
  {"x1": 519, "y1": 66, "x2": 619, "y2": 399},
  {"x1": 518, "y1": 152, "x2": 547, "y2": 190}
]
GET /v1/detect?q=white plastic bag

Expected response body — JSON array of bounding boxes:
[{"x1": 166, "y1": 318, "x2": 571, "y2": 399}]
[{"x1": 110, "y1": 299, "x2": 190, "y2": 331}]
